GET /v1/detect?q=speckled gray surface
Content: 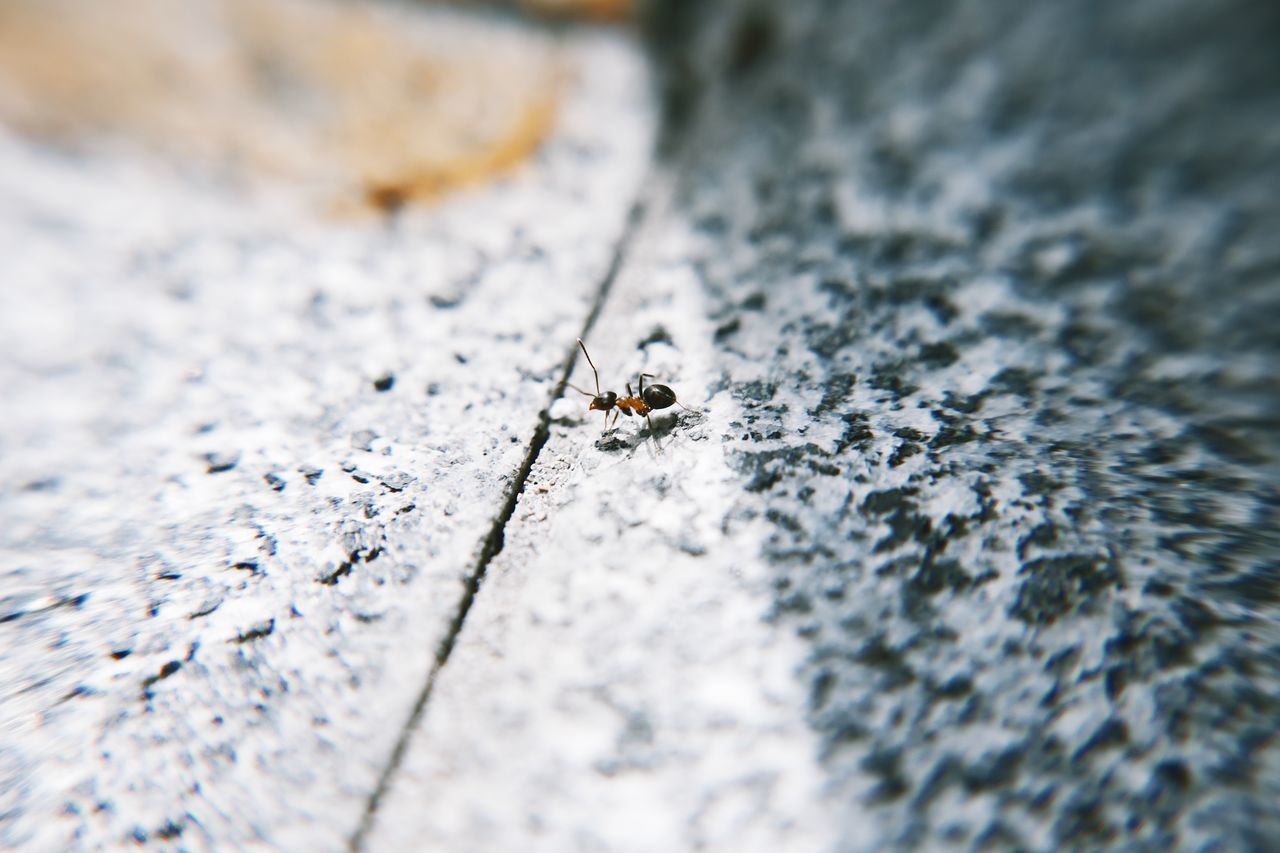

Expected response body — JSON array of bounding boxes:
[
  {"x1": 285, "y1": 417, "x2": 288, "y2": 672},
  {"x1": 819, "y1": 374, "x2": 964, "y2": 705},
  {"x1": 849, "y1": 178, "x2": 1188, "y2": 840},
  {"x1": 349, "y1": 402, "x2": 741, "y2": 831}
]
[
  {"x1": 657, "y1": 0, "x2": 1280, "y2": 848},
  {"x1": 0, "y1": 25, "x2": 652, "y2": 849},
  {"x1": 362, "y1": 173, "x2": 845, "y2": 852},
  {"x1": 355, "y1": 3, "x2": 1280, "y2": 850},
  {"x1": 2, "y1": 1, "x2": 1278, "y2": 851}
]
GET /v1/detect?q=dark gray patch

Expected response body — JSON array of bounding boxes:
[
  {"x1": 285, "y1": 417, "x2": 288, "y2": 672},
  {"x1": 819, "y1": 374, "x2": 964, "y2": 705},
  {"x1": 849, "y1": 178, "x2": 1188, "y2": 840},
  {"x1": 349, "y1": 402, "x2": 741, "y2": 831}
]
[
  {"x1": 204, "y1": 451, "x2": 240, "y2": 474},
  {"x1": 233, "y1": 619, "x2": 275, "y2": 644},
  {"x1": 659, "y1": 0, "x2": 1280, "y2": 845},
  {"x1": 141, "y1": 660, "x2": 183, "y2": 700},
  {"x1": 1010, "y1": 555, "x2": 1120, "y2": 625},
  {"x1": 637, "y1": 325, "x2": 673, "y2": 348}
]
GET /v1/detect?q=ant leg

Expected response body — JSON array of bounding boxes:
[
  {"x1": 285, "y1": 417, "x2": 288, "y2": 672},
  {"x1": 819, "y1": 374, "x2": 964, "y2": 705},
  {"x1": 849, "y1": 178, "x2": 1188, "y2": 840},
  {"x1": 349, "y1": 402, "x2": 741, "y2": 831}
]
[
  {"x1": 646, "y1": 413, "x2": 654, "y2": 433},
  {"x1": 577, "y1": 338, "x2": 602, "y2": 397}
]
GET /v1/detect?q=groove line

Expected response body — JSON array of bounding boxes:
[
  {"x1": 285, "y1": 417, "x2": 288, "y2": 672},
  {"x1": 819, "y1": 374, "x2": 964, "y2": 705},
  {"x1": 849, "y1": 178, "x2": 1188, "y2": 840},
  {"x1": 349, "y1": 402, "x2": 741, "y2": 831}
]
[{"x1": 348, "y1": 194, "x2": 648, "y2": 851}]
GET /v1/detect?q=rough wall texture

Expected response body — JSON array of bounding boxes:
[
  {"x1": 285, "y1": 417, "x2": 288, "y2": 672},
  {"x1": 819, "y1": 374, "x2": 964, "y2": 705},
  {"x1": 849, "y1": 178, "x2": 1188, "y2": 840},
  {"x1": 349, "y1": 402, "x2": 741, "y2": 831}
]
[
  {"x1": 1, "y1": 0, "x2": 1277, "y2": 851},
  {"x1": 363, "y1": 173, "x2": 845, "y2": 852},
  {"x1": 0, "y1": 24, "x2": 651, "y2": 849},
  {"x1": 656, "y1": 0, "x2": 1280, "y2": 848}
]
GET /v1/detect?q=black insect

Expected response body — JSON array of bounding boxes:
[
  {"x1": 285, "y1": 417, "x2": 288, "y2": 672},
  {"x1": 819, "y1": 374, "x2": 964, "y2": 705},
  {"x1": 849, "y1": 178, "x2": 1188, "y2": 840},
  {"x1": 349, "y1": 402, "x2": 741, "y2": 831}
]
[{"x1": 567, "y1": 338, "x2": 692, "y2": 432}]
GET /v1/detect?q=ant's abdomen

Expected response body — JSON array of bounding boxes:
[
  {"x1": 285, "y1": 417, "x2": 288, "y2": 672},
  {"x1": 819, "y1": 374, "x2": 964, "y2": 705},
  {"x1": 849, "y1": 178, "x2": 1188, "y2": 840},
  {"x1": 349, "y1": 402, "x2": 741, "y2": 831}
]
[{"x1": 642, "y1": 384, "x2": 677, "y2": 410}]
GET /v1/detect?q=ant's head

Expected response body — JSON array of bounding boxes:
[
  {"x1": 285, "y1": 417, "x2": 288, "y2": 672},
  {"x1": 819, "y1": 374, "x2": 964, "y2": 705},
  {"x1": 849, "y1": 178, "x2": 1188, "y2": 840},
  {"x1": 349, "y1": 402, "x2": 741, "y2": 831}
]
[{"x1": 588, "y1": 391, "x2": 617, "y2": 412}]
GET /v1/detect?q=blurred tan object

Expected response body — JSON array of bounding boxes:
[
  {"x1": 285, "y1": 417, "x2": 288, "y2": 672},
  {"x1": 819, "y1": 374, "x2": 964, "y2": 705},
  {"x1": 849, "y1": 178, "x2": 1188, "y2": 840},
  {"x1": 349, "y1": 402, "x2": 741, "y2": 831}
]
[
  {"x1": 520, "y1": 0, "x2": 632, "y2": 22},
  {"x1": 0, "y1": 0, "x2": 563, "y2": 211}
]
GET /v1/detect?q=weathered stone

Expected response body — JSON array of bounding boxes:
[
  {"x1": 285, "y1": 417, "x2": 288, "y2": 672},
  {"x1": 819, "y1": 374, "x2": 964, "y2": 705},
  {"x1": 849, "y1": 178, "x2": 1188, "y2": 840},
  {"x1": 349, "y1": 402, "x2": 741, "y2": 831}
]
[
  {"x1": 369, "y1": 0, "x2": 1279, "y2": 850},
  {"x1": 4, "y1": 0, "x2": 1279, "y2": 850},
  {"x1": 647, "y1": 0, "x2": 1280, "y2": 848},
  {"x1": 0, "y1": 17, "x2": 652, "y2": 850}
]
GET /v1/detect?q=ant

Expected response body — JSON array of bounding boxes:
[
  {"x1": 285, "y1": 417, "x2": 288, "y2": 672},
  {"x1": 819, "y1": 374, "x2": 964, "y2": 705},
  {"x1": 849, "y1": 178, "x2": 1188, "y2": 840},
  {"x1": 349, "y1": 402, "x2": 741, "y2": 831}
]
[{"x1": 567, "y1": 338, "x2": 693, "y2": 432}]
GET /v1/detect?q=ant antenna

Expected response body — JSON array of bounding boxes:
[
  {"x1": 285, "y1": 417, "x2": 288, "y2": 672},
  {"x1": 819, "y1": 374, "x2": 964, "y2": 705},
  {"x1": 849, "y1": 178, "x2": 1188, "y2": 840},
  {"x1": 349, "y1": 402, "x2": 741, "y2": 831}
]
[
  {"x1": 577, "y1": 338, "x2": 601, "y2": 396},
  {"x1": 564, "y1": 381, "x2": 595, "y2": 398}
]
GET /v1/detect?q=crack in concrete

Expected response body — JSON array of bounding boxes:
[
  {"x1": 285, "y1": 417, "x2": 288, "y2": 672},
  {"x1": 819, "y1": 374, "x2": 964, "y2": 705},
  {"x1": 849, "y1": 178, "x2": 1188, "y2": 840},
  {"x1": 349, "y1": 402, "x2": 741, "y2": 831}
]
[{"x1": 348, "y1": 192, "x2": 651, "y2": 851}]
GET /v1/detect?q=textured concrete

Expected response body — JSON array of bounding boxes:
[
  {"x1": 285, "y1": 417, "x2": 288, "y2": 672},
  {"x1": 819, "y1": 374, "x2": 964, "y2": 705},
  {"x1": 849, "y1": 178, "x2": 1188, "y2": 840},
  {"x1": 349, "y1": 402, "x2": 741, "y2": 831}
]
[
  {"x1": 3, "y1": 0, "x2": 1279, "y2": 851},
  {"x1": 655, "y1": 1, "x2": 1280, "y2": 848},
  {"x1": 0, "y1": 24, "x2": 651, "y2": 850},
  {"x1": 365, "y1": 175, "x2": 841, "y2": 852},
  {"x1": 370, "y1": 0, "x2": 1280, "y2": 850}
]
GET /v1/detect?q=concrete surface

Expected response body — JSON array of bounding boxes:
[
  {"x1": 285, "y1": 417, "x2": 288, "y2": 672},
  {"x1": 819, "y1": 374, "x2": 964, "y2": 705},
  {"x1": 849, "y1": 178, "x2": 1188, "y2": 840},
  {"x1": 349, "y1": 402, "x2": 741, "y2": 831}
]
[
  {"x1": 647, "y1": 1, "x2": 1280, "y2": 848},
  {"x1": 371, "y1": 1, "x2": 1280, "y2": 850},
  {"x1": 0, "y1": 21, "x2": 651, "y2": 850},
  {"x1": 363, "y1": 174, "x2": 842, "y2": 852},
  {"x1": 3, "y1": 0, "x2": 1279, "y2": 851}
]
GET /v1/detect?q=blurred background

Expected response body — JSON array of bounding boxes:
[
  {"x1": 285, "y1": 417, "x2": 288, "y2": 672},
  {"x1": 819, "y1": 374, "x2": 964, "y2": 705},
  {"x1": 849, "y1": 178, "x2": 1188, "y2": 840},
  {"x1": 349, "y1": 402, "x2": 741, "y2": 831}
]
[{"x1": 0, "y1": 0, "x2": 633, "y2": 213}]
